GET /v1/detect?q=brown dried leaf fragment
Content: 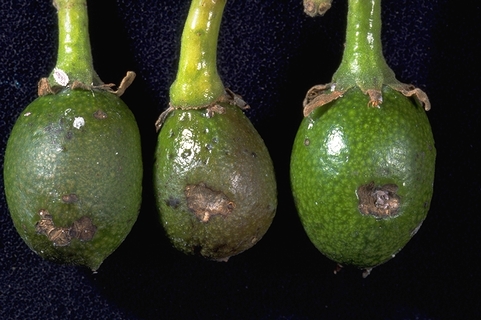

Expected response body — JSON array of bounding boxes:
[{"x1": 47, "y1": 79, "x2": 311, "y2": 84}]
[
  {"x1": 303, "y1": 83, "x2": 345, "y2": 117},
  {"x1": 38, "y1": 78, "x2": 58, "y2": 96},
  {"x1": 221, "y1": 88, "x2": 250, "y2": 110},
  {"x1": 185, "y1": 183, "x2": 235, "y2": 222},
  {"x1": 111, "y1": 71, "x2": 136, "y2": 97},
  {"x1": 155, "y1": 105, "x2": 175, "y2": 133},
  {"x1": 389, "y1": 83, "x2": 431, "y2": 111},
  {"x1": 366, "y1": 89, "x2": 383, "y2": 108}
]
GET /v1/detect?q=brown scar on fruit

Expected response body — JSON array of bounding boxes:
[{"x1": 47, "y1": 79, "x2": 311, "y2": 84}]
[
  {"x1": 357, "y1": 182, "x2": 401, "y2": 218},
  {"x1": 93, "y1": 110, "x2": 108, "y2": 119},
  {"x1": 62, "y1": 193, "x2": 79, "y2": 203},
  {"x1": 184, "y1": 183, "x2": 235, "y2": 222},
  {"x1": 35, "y1": 209, "x2": 97, "y2": 246}
]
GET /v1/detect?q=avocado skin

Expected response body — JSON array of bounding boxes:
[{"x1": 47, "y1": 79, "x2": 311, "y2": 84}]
[
  {"x1": 154, "y1": 103, "x2": 277, "y2": 260},
  {"x1": 3, "y1": 89, "x2": 142, "y2": 271},
  {"x1": 290, "y1": 86, "x2": 436, "y2": 268}
]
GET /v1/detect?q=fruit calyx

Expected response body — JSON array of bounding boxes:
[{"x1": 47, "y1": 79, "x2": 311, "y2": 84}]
[
  {"x1": 302, "y1": 0, "x2": 430, "y2": 117},
  {"x1": 154, "y1": 88, "x2": 249, "y2": 132},
  {"x1": 40, "y1": 0, "x2": 134, "y2": 97}
]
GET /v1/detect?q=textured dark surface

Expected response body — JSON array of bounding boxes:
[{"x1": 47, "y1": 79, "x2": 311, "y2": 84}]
[{"x1": 1, "y1": 0, "x2": 479, "y2": 319}]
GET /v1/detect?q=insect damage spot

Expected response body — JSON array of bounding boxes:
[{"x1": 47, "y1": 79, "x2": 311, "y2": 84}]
[
  {"x1": 70, "y1": 216, "x2": 97, "y2": 241},
  {"x1": 357, "y1": 182, "x2": 401, "y2": 218},
  {"x1": 165, "y1": 196, "x2": 181, "y2": 209},
  {"x1": 62, "y1": 193, "x2": 79, "y2": 203},
  {"x1": 35, "y1": 209, "x2": 97, "y2": 246},
  {"x1": 93, "y1": 110, "x2": 108, "y2": 119},
  {"x1": 185, "y1": 183, "x2": 235, "y2": 222}
]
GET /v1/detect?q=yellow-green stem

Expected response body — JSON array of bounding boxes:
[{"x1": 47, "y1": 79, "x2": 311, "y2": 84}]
[
  {"x1": 332, "y1": 0, "x2": 397, "y2": 92},
  {"x1": 169, "y1": 0, "x2": 226, "y2": 108},
  {"x1": 48, "y1": 0, "x2": 100, "y2": 88}
]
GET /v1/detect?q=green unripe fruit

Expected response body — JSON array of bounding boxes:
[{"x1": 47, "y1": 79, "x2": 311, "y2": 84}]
[
  {"x1": 154, "y1": 103, "x2": 277, "y2": 261},
  {"x1": 290, "y1": 86, "x2": 435, "y2": 269},
  {"x1": 3, "y1": 89, "x2": 143, "y2": 271}
]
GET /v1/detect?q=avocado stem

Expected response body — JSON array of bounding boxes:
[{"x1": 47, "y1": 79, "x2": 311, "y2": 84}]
[
  {"x1": 47, "y1": 0, "x2": 102, "y2": 90},
  {"x1": 332, "y1": 0, "x2": 396, "y2": 93},
  {"x1": 169, "y1": 0, "x2": 227, "y2": 108},
  {"x1": 302, "y1": 0, "x2": 430, "y2": 115}
]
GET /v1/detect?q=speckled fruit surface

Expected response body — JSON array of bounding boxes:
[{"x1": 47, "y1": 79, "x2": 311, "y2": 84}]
[
  {"x1": 290, "y1": 86, "x2": 436, "y2": 268},
  {"x1": 3, "y1": 89, "x2": 142, "y2": 271}
]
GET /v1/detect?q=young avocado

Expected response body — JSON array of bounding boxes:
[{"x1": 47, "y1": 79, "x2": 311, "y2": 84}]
[
  {"x1": 4, "y1": 89, "x2": 142, "y2": 271},
  {"x1": 153, "y1": 0, "x2": 277, "y2": 261},
  {"x1": 3, "y1": 0, "x2": 142, "y2": 271},
  {"x1": 291, "y1": 86, "x2": 435, "y2": 270},
  {"x1": 290, "y1": 0, "x2": 435, "y2": 275},
  {"x1": 155, "y1": 101, "x2": 276, "y2": 260}
]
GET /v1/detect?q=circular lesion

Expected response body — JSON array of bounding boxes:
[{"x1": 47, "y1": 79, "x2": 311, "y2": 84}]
[{"x1": 357, "y1": 182, "x2": 401, "y2": 218}]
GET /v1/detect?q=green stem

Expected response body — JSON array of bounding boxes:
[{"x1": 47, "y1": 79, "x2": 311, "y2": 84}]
[
  {"x1": 169, "y1": 0, "x2": 226, "y2": 108},
  {"x1": 332, "y1": 0, "x2": 397, "y2": 92},
  {"x1": 47, "y1": 0, "x2": 100, "y2": 88}
]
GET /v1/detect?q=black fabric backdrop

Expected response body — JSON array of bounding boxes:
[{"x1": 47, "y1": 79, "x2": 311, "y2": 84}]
[{"x1": 1, "y1": 0, "x2": 480, "y2": 319}]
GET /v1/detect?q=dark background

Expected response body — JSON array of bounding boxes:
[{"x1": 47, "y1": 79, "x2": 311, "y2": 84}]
[{"x1": 1, "y1": 0, "x2": 480, "y2": 319}]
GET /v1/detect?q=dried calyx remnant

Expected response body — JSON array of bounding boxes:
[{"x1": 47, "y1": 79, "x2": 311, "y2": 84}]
[
  {"x1": 35, "y1": 209, "x2": 97, "y2": 246},
  {"x1": 154, "y1": 88, "x2": 249, "y2": 132},
  {"x1": 185, "y1": 183, "x2": 235, "y2": 222},
  {"x1": 301, "y1": 0, "x2": 431, "y2": 117},
  {"x1": 357, "y1": 182, "x2": 401, "y2": 218},
  {"x1": 302, "y1": 82, "x2": 430, "y2": 117},
  {"x1": 37, "y1": 70, "x2": 136, "y2": 97}
]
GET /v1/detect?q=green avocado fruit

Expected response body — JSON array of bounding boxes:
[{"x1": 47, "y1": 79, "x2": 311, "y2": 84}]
[
  {"x1": 290, "y1": 86, "x2": 436, "y2": 269},
  {"x1": 154, "y1": 103, "x2": 277, "y2": 261},
  {"x1": 3, "y1": 88, "x2": 143, "y2": 271}
]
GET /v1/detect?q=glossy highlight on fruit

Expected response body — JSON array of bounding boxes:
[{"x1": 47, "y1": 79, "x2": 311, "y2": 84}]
[
  {"x1": 290, "y1": 86, "x2": 435, "y2": 268},
  {"x1": 154, "y1": 102, "x2": 277, "y2": 261},
  {"x1": 3, "y1": 89, "x2": 142, "y2": 271}
]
